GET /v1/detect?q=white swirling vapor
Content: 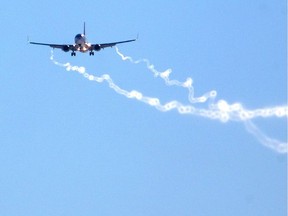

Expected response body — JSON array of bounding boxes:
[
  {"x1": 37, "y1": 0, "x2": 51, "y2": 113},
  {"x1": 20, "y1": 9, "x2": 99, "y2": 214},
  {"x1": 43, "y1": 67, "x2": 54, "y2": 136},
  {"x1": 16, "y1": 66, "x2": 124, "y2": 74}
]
[{"x1": 50, "y1": 48, "x2": 288, "y2": 153}]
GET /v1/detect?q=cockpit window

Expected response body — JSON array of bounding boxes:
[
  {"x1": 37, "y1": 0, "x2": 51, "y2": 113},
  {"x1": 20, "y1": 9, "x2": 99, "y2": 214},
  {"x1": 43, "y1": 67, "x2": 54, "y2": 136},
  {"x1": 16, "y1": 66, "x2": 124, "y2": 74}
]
[{"x1": 75, "y1": 34, "x2": 82, "y2": 39}]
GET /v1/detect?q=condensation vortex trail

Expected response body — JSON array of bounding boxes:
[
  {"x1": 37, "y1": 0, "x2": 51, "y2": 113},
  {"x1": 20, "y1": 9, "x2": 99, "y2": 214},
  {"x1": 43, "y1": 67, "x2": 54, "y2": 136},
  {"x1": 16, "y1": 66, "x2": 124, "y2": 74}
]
[{"x1": 50, "y1": 48, "x2": 288, "y2": 154}]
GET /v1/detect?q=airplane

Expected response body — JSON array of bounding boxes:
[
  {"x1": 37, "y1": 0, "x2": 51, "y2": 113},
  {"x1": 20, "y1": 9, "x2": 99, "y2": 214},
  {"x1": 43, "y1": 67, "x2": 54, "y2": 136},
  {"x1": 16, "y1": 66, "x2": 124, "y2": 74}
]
[{"x1": 29, "y1": 22, "x2": 136, "y2": 56}]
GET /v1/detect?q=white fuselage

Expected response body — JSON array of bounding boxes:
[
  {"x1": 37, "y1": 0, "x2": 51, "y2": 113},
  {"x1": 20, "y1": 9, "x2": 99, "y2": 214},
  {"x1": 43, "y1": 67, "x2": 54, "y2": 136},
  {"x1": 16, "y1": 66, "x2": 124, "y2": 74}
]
[{"x1": 74, "y1": 34, "x2": 91, "y2": 52}]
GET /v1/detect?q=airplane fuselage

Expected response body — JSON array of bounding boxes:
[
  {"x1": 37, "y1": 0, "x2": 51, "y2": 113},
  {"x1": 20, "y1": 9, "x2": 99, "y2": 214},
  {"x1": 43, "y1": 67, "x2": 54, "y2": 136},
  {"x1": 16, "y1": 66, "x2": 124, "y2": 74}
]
[{"x1": 74, "y1": 33, "x2": 91, "y2": 53}]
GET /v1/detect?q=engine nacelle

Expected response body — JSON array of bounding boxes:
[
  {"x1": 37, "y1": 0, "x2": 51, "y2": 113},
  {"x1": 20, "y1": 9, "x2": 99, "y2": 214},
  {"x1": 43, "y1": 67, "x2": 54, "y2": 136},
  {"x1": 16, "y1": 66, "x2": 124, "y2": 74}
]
[
  {"x1": 93, "y1": 44, "x2": 101, "y2": 51},
  {"x1": 62, "y1": 45, "x2": 70, "y2": 52}
]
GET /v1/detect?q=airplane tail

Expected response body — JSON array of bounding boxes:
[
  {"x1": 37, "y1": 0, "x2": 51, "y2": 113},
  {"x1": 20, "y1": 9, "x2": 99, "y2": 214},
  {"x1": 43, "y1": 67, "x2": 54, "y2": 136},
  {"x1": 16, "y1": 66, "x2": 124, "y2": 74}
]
[{"x1": 83, "y1": 22, "x2": 86, "y2": 35}]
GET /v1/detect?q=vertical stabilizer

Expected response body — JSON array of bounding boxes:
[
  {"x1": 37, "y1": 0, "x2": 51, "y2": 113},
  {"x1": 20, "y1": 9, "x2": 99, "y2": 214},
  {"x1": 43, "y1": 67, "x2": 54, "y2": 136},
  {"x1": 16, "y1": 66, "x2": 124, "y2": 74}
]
[{"x1": 83, "y1": 22, "x2": 86, "y2": 35}]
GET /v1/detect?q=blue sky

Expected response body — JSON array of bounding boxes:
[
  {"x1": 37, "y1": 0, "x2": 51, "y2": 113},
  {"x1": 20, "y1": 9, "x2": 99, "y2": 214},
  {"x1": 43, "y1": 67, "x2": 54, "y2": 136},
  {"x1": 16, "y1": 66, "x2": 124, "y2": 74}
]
[{"x1": 0, "y1": 1, "x2": 287, "y2": 215}]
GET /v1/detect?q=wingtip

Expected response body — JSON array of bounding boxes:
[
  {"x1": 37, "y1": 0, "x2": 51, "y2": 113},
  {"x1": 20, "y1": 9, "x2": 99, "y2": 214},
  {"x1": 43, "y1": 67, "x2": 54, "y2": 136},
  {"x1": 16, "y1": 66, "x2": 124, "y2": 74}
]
[{"x1": 83, "y1": 22, "x2": 86, "y2": 35}]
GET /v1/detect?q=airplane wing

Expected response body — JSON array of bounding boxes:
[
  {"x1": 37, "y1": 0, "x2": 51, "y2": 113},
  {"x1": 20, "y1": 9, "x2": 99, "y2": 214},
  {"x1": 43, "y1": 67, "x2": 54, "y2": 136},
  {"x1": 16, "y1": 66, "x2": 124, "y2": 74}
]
[
  {"x1": 95, "y1": 39, "x2": 136, "y2": 50},
  {"x1": 29, "y1": 42, "x2": 73, "y2": 51},
  {"x1": 30, "y1": 38, "x2": 136, "y2": 53}
]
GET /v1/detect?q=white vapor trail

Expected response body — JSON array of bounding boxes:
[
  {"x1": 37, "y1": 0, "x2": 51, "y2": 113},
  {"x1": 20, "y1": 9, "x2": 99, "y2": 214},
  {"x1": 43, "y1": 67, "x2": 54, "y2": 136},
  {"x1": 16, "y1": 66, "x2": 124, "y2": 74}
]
[{"x1": 50, "y1": 49, "x2": 288, "y2": 154}]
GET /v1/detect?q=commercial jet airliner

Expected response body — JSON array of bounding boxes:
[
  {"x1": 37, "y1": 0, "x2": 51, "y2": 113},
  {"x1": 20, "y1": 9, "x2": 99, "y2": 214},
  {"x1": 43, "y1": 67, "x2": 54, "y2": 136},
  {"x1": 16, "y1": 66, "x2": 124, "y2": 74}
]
[{"x1": 29, "y1": 22, "x2": 136, "y2": 56}]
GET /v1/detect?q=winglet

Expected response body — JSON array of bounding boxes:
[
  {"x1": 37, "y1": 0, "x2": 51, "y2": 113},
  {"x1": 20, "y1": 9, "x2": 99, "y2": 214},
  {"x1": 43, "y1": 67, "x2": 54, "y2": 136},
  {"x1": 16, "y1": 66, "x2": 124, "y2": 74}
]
[{"x1": 83, "y1": 22, "x2": 86, "y2": 35}]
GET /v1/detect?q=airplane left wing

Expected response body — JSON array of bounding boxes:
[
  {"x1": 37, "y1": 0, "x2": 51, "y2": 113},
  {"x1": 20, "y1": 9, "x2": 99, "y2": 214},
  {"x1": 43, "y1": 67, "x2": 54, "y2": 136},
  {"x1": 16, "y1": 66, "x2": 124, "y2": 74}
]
[{"x1": 29, "y1": 42, "x2": 73, "y2": 52}]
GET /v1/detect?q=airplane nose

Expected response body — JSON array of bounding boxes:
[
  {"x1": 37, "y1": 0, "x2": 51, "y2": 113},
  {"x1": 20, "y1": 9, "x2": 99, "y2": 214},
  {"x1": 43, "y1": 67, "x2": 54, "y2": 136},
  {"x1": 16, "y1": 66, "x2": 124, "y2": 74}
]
[
  {"x1": 75, "y1": 34, "x2": 82, "y2": 39},
  {"x1": 75, "y1": 34, "x2": 86, "y2": 44}
]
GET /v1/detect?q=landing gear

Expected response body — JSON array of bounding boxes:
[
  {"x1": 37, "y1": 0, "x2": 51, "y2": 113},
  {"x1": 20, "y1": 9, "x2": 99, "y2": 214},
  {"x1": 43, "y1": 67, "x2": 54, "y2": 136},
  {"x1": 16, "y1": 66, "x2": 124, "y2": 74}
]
[
  {"x1": 89, "y1": 51, "x2": 94, "y2": 56},
  {"x1": 71, "y1": 52, "x2": 76, "y2": 56}
]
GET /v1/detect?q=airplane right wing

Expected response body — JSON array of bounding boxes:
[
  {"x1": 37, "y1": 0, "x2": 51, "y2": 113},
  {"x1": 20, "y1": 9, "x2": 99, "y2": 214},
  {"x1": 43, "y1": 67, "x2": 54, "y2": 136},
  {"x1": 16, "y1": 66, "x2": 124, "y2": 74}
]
[{"x1": 93, "y1": 39, "x2": 136, "y2": 51}]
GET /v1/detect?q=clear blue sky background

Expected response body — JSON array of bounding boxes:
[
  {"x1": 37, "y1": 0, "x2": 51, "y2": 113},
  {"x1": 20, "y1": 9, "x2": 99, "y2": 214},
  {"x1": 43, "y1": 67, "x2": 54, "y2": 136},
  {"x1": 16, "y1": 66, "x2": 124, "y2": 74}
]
[{"x1": 0, "y1": 1, "x2": 287, "y2": 215}]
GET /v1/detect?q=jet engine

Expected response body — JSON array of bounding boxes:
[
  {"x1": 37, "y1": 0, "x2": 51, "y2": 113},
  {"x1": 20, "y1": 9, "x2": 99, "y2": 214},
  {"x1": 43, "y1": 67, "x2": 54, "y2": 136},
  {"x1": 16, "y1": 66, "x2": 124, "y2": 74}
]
[
  {"x1": 93, "y1": 44, "x2": 101, "y2": 51},
  {"x1": 62, "y1": 45, "x2": 70, "y2": 52}
]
